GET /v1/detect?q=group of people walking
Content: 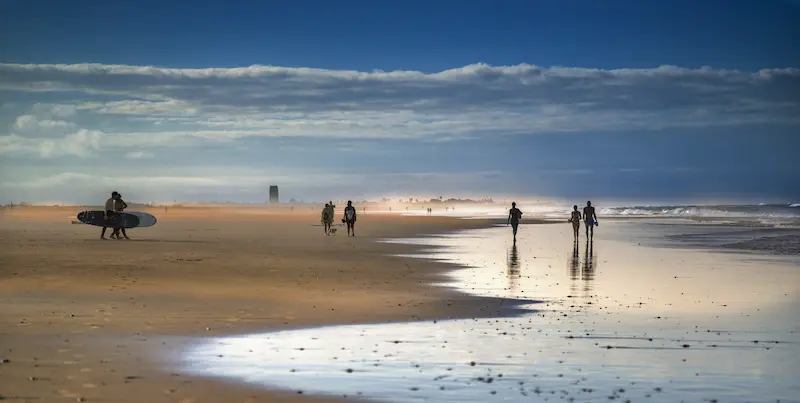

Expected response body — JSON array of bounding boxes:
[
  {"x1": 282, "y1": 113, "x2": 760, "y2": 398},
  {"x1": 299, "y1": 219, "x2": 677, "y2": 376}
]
[
  {"x1": 321, "y1": 200, "x2": 358, "y2": 236},
  {"x1": 507, "y1": 200, "x2": 599, "y2": 242}
]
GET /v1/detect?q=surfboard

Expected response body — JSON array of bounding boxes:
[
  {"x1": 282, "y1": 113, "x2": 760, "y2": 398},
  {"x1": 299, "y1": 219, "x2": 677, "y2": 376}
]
[
  {"x1": 76, "y1": 211, "x2": 157, "y2": 228},
  {"x1": 126, "y1": 211, "x2": 157, "y2": 227}
]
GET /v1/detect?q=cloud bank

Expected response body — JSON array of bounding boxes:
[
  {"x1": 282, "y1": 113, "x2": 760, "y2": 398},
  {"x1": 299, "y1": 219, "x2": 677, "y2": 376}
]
[{"x1": 1, "y1": 62, "x2": 798, "y2": 157}]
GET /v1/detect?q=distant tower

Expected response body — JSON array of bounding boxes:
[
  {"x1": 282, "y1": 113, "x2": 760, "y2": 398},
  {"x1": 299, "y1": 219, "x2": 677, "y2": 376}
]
[{"x1": 269, "y1": 186, "x2": 279, "y2": 204}]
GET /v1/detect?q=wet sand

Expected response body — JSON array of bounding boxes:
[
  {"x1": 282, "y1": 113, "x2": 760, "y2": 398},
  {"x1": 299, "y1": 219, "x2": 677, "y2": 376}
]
[
  {"x1": 185, "y1": 222, "x2": 800, "y2": 402},
  {"x1": 0, "y1": 206, "x2": 530, "y2": 403}
]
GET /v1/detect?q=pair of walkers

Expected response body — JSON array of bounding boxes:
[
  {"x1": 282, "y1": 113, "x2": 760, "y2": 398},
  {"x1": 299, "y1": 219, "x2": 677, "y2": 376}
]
[
  {"x1": 101, "y1": 191, "x2": 130, "y2": 240},
  {"x1": 321, "y1": 200, "x2": 357, "y2": 236},
  {"x1": 507, "y1": 201, "x2": 599, "y2": 242},
  {"x1": 568, "y1": 201, "x2": 598, "y2": 241}
]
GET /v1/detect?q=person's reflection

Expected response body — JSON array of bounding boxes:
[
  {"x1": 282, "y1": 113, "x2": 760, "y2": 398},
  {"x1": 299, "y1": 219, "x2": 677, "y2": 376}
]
[
  {"x1": 507, "y1": 242, "x2": 520, "y2": 291},
  {"x1": 582, "y1": 239, "x2": 597, "y2": 288},
  {"x1": 568, "y1": 241, "x2": 580, "y2": 281},
  {"x1": 567, "y1": 241, "x2": 581, "y2": 295}
]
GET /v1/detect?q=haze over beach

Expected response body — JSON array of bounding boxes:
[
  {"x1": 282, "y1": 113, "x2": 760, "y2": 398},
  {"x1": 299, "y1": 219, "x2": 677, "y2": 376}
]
[{"x1": 1, "y1": 1, "x2": 799, "y2": 403}]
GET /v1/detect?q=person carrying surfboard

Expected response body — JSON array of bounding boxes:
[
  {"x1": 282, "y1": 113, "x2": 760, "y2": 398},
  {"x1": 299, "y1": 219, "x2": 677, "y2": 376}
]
[
  {"x1": 111, "y1": 193, "x2": 130, "y2": 240},
  {"x1": 342, "y1": 200, "x2": 357, "y2": 236},
  {"x1": 101, "y1": 191, "x2": 120, "y2": 239}
]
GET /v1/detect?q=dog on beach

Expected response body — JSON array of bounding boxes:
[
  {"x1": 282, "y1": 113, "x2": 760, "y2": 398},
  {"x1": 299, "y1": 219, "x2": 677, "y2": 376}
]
[{"x1": 329, "y1": 227, "x2": 338, "y2": 236}]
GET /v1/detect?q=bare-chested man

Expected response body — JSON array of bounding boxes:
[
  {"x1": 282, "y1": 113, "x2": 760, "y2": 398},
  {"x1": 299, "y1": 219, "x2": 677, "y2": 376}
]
[{"x1": 583, "y1": 201, "x2": 598, "y2": 239}]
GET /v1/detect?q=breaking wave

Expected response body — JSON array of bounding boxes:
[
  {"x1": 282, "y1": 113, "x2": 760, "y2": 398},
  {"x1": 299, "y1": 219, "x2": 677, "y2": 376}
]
[{"x1": 597, "y1": 204, "x2": 800, "y2": 219}]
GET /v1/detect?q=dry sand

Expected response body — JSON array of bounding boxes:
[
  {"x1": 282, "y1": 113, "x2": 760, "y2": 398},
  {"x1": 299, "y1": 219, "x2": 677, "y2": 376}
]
[{"x1": 0, "y1": 206, "x2": 522, "y2": 403}]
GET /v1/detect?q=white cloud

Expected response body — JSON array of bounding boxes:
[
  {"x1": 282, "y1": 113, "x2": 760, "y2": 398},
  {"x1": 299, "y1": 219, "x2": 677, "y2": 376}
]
[
  {"x1": 124, "y1": 151, "x2": 154, "y2": 160},
  {"x1": 0, "y1": 62, "x2": 795, "y2": 148},
  {"x1": 12, "y1": 114, "x2": 75, "y2": 135},
  {"x1": 0, "y1": 128, "x2": 106, "y2": 158}
]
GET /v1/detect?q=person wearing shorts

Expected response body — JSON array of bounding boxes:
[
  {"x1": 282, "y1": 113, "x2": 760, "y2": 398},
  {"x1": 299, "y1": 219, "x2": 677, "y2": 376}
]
[{"x1": 583, "y1": 201, "x2": 598, "y2": 239}]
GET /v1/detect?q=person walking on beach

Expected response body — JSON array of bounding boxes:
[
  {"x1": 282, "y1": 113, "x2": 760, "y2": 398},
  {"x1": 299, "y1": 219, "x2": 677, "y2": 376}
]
[
  {"x1": 321, "y1": 203, "x2": 333, "y2": 235},
  {"x1": 583, "y1": 201, "x2": 598, "y2": 239},
  {"x1": 101, "y1": 191, "x2": 120, "y2": 239},
  {"x1": 343, "y1": 200, "x2": 357, "y2": 236},
  {"x1": 507, "y1": 202, "x2": 523, "y2": 242},
  {"x1": 110, "y1": 193, "x2": 130, "y2": 240},
  {"x1": 568, "y1": 205, "x2": 582, "y2": 242}
]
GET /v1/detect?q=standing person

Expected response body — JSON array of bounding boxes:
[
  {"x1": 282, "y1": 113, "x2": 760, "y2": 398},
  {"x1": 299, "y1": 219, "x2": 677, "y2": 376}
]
[
  {"x1": 583, "y1": 201, "x2": 598, "y2": 239},
  {"x1": 568, "y1": 205, "x2": 582, "y2": 242},
  {"x1": 101, "y1": 191, "x2": 119, "y2": 240},
  {"x1": 507, "y1": 202, "x2": 523, "y2": 242},
  {"x1": 321, "y1": 203, "x2": 332, "y2": 235},
  {"x1": 343, "y1": 200, "x2": 357, "y2": 236},
  {"x1": 111, "y1": 194, "x2": 130, "y2": 240}
]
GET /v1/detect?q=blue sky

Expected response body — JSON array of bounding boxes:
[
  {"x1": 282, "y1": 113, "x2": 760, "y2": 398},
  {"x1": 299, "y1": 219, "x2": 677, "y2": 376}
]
[{"x1": 0, "y1": 0, "x2": 798, "y2": 204}]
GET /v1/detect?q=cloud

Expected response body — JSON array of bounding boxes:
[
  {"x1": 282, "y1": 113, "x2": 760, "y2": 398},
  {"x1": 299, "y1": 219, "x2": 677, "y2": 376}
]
[
  {"x1": 13, "y1": 114, "x2": 74, "y2": 132},
  {"x1": 0, "y1": 128, "x2": 106, "y2": 158},
  {"x1": 0, "y1": 62, "x2": 796, "y2": 152},
  {"x1": 124, "y1": 151, "x2": 154, "y2": 160}
]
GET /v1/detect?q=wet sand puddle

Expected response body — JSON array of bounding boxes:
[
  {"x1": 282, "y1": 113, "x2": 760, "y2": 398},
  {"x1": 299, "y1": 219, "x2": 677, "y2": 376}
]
[{"x1": 182, "y1": 222, "x2": 800, "y2": 402}]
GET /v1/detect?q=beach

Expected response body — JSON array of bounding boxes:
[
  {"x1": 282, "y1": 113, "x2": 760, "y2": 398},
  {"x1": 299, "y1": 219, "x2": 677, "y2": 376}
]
[
  {"x1": 0, "y1": 206, "x2": 524, "y2": 403},
  {"x1": 1, "y1": 206, "x2": 799, "y2": 402}
]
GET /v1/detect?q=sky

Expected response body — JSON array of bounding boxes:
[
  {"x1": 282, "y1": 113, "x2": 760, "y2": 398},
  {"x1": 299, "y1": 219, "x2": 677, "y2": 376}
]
[{"x1": 1, "y1": 0, "x2": 798, "y2": 205}]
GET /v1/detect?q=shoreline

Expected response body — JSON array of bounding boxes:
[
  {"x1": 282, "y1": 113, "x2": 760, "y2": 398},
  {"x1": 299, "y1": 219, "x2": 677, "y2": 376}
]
[{"x1": 180, "y1": 221, "x2": 800, "y2": 402}]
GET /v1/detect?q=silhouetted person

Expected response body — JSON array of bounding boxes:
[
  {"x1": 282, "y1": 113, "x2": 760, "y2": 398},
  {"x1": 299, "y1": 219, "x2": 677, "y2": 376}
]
[
  {"x1": 343, "y1": 200, "x2": 357, "y2": 236},
  {"x1": 507, "y1": 202, "x2": 523, "y2": 242},
  {"x1": 111, "y1": 194, "x2": 130, "y2": 240},
  {"x1": 321, "y1": 203, "x2": 332, "y2": 235},
  {"x1": 568, "y1": 205, "x2": 582, "y2": 242},
  {"x1": 101, "y1": 191, "x2": 121, "y2": 240},
  {"x1": 583, "y1": 201, "x2": 598, "y2": 239}
]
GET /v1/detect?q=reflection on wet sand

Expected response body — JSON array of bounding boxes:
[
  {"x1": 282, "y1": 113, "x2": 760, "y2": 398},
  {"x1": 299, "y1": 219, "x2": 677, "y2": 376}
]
[
  {"x1": 506, "y1": 242, "x2": 520, "y2": 291},
  {"x1": 582, "y1": 239, "x2": 596, "y2": 286},
  {"x1": 183, "y1": 223, "x2": 800, "y2": 403},
  {"x1": 567, "y1": 239, "x2": 597, "y2": 295}
]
